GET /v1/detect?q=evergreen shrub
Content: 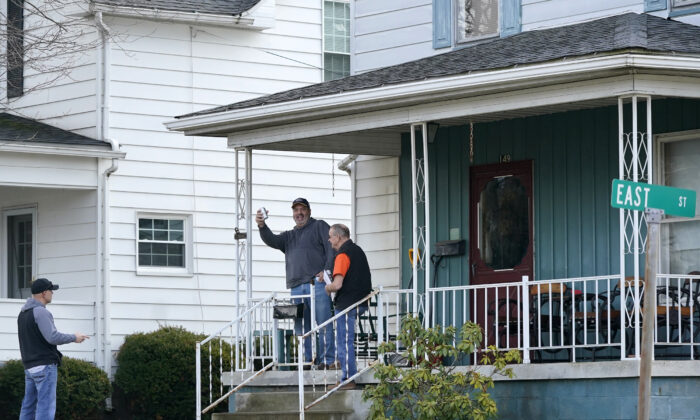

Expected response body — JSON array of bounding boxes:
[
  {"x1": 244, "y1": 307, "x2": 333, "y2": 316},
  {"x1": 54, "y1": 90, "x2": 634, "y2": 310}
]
[
  {"x1": 0, "y1": 358, "x2": 110, "y2": 419},
  {"x1": 115, "y1": 326, "x2": 233, "y2": 419}
]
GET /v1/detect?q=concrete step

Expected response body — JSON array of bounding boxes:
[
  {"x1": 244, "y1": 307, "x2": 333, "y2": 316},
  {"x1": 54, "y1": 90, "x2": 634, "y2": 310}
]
[
  {"x1": 217, "y1": 389, "x2": 369, "y2": 420},
  {"x1": 213, "y1": 410, "x2": 352, "y2": 420}
]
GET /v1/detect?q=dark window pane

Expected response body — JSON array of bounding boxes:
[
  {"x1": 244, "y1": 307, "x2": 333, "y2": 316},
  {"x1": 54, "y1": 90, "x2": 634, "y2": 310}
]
[
  {"x1": 139, "y1": 219, "x2": 153, "y2": 229},
  {"x1": 152, "y1": 255, "x2": 167, "y2": 266},
  {"x1": 152, "y1": 243, "x2": 167, "y2": 254},
  {"x1": 168, "y1": 255, "x2": 184, "y2": 267},
  {"x1": 138, "y1": 254, "x2": 151, "y2": 266},
  {"x1": 154, "y1": 230, "x2": 168, "y2": 241},
  {"x1": 154, "y1": 219, "x2": 168, "y2": 230},
  {"x1": 479, "y1": 176, "x2": 529, "y2": 270},
  {"x1": 169, "y1": 220, "x2": 183, "y2": 230},
  {"x1": 169, "y1": 231, "x2": 183, "y2": 241},
  {"x1": 139, "y1": 229, "x2": 153, "y2": 240},
  {"x1": 139, "y1": 243, "x2": 152, "y2": 254}
]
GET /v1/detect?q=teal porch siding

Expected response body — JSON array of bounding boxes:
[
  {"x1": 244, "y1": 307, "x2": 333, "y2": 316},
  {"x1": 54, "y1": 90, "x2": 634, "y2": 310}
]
[{"x1": 399, "y1": 99, "x2": 700, "y2": 287}]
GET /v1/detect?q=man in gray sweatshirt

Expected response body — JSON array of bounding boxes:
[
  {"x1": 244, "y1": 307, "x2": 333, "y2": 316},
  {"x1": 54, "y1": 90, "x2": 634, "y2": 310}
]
[
  {"x1": 256, "y1": 198, "x2": 337, "y2": 369},
  {"x1": 17, "y1": 278, "x2": 88, "y2": 420}
]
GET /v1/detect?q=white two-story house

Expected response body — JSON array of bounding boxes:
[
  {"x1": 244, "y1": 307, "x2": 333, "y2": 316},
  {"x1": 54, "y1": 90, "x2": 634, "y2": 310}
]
[{"x1": 0, "y1": 0, "x2": 352, "y2": 377}]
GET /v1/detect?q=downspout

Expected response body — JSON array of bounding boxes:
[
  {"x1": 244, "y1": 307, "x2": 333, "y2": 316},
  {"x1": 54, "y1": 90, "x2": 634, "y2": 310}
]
[
  {"x1": 337, "y1": 155, "x2": 358, "y2": 241},
  {"x1": 95, "y1": 11, "x2": 116, "y2": 381}
]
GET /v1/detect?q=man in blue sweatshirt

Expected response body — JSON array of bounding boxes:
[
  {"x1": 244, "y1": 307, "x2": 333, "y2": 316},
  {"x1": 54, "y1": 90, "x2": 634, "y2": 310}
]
[
  {"x1": 17, "y1": 278, "x2": 88, "y2": 420},
  {"x1": 256, "y1": 198, "x2": 336, "y2": 369}
]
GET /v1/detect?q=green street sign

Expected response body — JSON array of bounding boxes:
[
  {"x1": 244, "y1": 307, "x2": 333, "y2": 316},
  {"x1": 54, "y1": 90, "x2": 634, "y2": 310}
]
[{"x1": 611, "y1": 179, "x2": 697, "y2": 218}]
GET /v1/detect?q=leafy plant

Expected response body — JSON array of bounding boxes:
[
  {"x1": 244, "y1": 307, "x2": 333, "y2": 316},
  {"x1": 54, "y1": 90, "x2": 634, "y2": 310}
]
[
  {"x1": 363, "y1": 316, "x2": 521, "y2": 420},
  {"x1": 115, "y1": 326, "x2": 233, "y2": 420},
  {"x1": 0, "y1": 358, "x2": 110, "y2": 419}
]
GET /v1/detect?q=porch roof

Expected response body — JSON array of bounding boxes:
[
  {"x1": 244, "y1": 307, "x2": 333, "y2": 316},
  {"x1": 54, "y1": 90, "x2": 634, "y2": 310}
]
[
  {"x1": 0, "y1": 113, "x2": 123, "y2": 158},
  {"x1": 166, "y1": 13, "x2": 700, "y2": 156},
  {"x1": 92, "y1": 0, "x2": 261, "y2": 16}
]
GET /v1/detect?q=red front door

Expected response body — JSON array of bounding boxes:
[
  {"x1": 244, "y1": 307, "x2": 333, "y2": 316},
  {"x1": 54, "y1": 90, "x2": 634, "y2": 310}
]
[{"x1": 469, "y1": 160, "x2": 534, "y2": 348}]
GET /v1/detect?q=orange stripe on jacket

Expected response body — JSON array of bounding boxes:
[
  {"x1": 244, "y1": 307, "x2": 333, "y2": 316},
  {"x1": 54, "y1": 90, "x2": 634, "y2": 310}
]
[{"x1": 333, "y1": 253, "x2": 350, "y2": 277}]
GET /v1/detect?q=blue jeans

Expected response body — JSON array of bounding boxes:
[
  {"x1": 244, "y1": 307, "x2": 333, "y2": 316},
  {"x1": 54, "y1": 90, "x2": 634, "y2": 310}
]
[
  {"x1": 292, "y1": 282, "x2": 335, "y2": 364},
  {"x1": 337, "y1": 305, "x2": 366, "y2": 380},
  {"x1": 20, "y1": 364, "x2": 58, "y2": 420}
]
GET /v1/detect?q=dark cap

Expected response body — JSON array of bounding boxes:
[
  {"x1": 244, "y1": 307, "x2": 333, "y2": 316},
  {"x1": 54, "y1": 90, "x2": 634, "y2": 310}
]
[
  {"x1": 31, "y1": 278, "x2": 59, "y2": 294},
  {"x1": 291, "y1": 198, "x2": 310, "y2": 209}
]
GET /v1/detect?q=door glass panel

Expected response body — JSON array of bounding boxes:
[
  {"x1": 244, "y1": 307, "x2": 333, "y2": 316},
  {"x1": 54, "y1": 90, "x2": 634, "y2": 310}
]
[
  {"x1": 660, "y1": 137, "x2": 700, "y2": 274},
  {"x1": 479, "y1": 176, "x2": 529, "y2": 269},
  {"x1": 7, "y1": 214, "x2": 33, "y2": 299}
]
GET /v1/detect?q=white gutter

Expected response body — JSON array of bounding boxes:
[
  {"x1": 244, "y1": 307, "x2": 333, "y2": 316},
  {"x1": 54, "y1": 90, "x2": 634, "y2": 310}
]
[
  {"x1": 165, "y1": 54, "x2": 700, "y2": 137},
  {"x1": 337, "y1": 155, "x2": 358, "y2": 241},
  {"x1": 0, "y1": 142, "x2": 125, "y2": 158},
  {"x1": 89, "y1": 4, "x2": 261, "y2": 29}
]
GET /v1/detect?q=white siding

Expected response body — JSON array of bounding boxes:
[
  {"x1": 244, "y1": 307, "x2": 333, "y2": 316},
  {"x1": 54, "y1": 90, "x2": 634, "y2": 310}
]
[
  {"x1": 0, "y1": 186, "x2": 98, "y2": 301},
  {"x1": 354, "y1": 156, "x2": 400, "y2": 289},
  {"x1": 0, "y1": 152, "x2": 98, "y2": 189},
  {"x1": 103, "y1": 5, "x2": 351, "y2": 352},
  {"x1": 0, "y1": 300, "x2": 96, "y2": 363},
  {"x1": 521, "y1": 0, "x2": 644, "y2": 31},
  {"x1": 353, "y1": 0, "x2": 435, "y2": 73}
]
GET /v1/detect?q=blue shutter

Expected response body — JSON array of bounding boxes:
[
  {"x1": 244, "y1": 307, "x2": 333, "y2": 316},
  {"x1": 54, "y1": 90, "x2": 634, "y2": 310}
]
[
  {"x1": 433, "y1": 0, "x2": 452, "y2": 49},
  {"x1": 644, "y1": 0, "x2": 667, "y2": 12},
  {"x1": 500, "y1": 0, "x2": 521, "y2": 38}
]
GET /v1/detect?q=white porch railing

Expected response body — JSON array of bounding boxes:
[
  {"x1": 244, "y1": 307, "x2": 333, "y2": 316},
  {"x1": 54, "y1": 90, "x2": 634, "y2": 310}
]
[{"x1": 196, "y1": 273, "x2": 700, "y2": 418}]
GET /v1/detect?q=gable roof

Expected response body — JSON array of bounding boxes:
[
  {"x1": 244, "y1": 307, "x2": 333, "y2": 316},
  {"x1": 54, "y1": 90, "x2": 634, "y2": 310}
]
[
  {"x1": 0, "y1": 113, "x2": 111, "y2": 149},
  {"x1": 178, "y1": 13, "x2": 700, "y2": 119},
  {"x1": 93, "y1": 0, "x2": 261, "y2": 16}
]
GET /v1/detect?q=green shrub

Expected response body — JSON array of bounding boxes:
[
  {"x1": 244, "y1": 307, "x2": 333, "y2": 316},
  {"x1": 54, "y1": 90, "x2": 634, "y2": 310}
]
[
  {"x1": 363, "y1": 316, "x2": 521, "y2": 420},
  {"x1": 0, "y1": 360, "x2": 25, "y2": 418},
  {"x1": 0, "y1": 358, "x2": 110, "y2": 419},
  {"x1": 57, "y1": 358, "x2": 111, "y2": 419},
  {"x1": 115, "y1": 326, "x2": 233, "y2": 420}
]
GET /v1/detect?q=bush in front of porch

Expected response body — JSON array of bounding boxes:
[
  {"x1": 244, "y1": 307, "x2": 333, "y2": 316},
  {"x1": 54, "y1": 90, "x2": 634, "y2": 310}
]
[
  {"x1": 363, "y1": 316, "x2": 520, "y2": 420},
  {"x1": 114, "y1": 326, "x2": 233, "y2": 420},
  {"x1": 0, "y1": 357, "x2": 111, "y2": 419}
]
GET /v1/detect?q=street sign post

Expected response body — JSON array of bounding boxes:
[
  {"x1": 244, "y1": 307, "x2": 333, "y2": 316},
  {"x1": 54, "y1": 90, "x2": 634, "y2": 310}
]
[
  {"x1": 611, "y1": 179, "x2": 696, "y2": 217},
  {"x1": 610, "y1": 179, "x2": 697, "y2": 420}
]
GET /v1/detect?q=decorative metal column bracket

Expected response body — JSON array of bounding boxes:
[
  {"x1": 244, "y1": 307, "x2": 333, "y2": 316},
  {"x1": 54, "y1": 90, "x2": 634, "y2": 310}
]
[{"x1": 617, "y1": 95, "x2": 653, "y2": 360}]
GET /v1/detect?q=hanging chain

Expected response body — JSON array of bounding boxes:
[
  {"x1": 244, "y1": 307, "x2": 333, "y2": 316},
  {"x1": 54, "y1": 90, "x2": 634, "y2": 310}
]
[{"x1": 469, "y1": 121, "x2": 474, "y2": 164}]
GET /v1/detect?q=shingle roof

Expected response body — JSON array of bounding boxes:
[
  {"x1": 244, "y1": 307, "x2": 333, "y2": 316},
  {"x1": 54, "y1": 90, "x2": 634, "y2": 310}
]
[
  {"x1": 93, "y1": 0, "x2": 261, "y2": 15},
  {"x1": 0, "y1": 113, "x2": 111, "y2": 148},
  {"x1": 178, "y1": 13, "x2": 700, "y2": 119}
]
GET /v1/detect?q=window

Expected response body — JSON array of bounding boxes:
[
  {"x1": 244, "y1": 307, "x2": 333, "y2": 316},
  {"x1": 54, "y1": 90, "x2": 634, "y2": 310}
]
[
  {"x1": 7, "y1": 0, "x2": 24, "y2": 98},
  {"x1": 136, "y1": 214, "x2": 191, "y2": 275},
  {"x1": 323, "y1": 0, "x2": 350, "y2": 81},
  {"x1": 656, "y1": 132, "x2": 700, "y2": 275},
  {"x1": 673, "y1": 0, "x2": 700, "y2": 7},
  {"x1": 3, "y1": 207, "x2": 36, "y2": 299},
  {"x1": 456, "y1": 0, "x2": 499, "y2": 43}
]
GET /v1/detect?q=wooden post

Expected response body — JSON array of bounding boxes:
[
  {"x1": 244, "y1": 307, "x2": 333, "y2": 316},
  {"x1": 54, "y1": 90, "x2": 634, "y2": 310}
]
[{"x1": 638, "y1": 208, "x2": 662, "y2": 420}]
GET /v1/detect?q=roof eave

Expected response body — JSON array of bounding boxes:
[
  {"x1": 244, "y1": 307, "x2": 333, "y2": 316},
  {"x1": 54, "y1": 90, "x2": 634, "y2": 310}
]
[
  {"x1": 165, "y1": 52, "x2": 700, "y2": 139},
  {"x1": 89, "y1": 3, "x2": 265, "y2": 29},
  {"x1": 0, "y1": 142, "x2": 127, "y2": 159}
]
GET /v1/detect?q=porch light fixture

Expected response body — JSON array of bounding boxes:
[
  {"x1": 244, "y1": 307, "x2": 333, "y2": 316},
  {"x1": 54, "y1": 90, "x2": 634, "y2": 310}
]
[{"x1": 427, "y1": 122, "x2": 440, "y2": 143}]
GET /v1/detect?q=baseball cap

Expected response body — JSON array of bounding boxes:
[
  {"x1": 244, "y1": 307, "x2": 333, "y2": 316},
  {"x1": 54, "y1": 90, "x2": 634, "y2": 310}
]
[
  {"x1": 291, "y1": 198, "x2": 310, "y2": 208},
  {"x1": 31, "y1": 278, "x2": 59, "y2": 294}
]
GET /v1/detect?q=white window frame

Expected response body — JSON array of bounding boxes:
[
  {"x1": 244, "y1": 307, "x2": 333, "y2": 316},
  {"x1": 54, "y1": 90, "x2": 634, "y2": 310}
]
[
  {"x1": 654, "y1": 129, "x2": 700, "y2": 275},
  {"x1": 455, "y1": 0, "x2": 500, "y2": 44},
  {"x1": 322, "y1": 0, "x2": 351, "y2": 81},
  {"x1": 673, "y1": 0, "x2": 700, "y2": 7},
  {"x1": 1, "y1": 205, "x2": 38, "y2": 298},
  {"x1": 135, "y1": 212, "x2": 193, "y2": 277}
]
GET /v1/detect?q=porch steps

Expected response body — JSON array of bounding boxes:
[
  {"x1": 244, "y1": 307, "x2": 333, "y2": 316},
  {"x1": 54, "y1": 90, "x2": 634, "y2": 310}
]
[{"x1": 212, "y1": 390, "x2": 362, "y2": 420}]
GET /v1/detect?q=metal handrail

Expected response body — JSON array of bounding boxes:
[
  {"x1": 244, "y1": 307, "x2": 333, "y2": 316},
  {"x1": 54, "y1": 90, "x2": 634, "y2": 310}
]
[
  {"x1": 200, "y1": 293, "x2": 275, "y2": 346},
  {"x1": 297, "y1": 288, "x2": 382, "y2": 420}
]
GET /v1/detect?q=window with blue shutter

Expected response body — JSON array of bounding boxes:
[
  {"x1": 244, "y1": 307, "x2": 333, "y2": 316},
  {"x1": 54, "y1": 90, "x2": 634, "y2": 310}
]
[
  {"x1": 645, "y1": 0, "x2": 668, "y2": 12},
  {"x1": 433, "y1": 0, "x2": 452, "y2": 48},
  {"x1": 500, "y1": 0, "x2": 521, "y2": 37}
]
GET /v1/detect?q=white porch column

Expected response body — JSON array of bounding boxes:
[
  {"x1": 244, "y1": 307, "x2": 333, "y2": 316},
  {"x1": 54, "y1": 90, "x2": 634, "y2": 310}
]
[
  {"x1": 410, "y1": 123, "x2": 431, "y2": 326},
  {"x1": 617, "y1": 95, "x2": 653, "y2": 360},
  {"x1": 234, "y1": 147, "x2": 253, "y2": 370}
]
